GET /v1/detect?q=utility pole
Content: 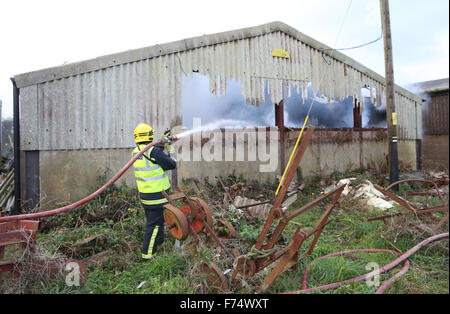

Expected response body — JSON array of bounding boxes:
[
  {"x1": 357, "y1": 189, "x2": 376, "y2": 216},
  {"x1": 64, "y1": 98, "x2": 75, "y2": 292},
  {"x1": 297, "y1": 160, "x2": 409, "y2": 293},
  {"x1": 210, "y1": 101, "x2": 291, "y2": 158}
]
[{"x1": 380, "y1": 0, "x2": 399, "y2": 189}]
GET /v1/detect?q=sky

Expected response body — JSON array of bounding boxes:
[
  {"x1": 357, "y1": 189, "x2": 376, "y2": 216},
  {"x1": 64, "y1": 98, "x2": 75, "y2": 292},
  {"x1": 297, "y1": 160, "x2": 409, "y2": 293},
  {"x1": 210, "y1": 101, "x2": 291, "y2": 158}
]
[{"x1": 0, "y1": 0, "x2": 448, "y2": 119}]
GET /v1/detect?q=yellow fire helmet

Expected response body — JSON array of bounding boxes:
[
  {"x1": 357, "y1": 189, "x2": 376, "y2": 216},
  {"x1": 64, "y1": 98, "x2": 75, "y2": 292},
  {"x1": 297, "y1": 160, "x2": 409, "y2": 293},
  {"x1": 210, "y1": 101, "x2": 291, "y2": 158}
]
[{"x1": 134, "y1": 123, "x2": 154, "y2": 143}]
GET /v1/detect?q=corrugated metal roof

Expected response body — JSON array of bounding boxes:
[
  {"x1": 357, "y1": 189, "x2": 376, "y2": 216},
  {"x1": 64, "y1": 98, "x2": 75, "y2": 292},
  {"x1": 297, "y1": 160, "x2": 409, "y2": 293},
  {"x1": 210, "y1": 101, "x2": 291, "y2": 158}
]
[
  {"x1": 15, "y1": 21, "x2": 420, "y2": 102},
  {"x1": 408, "y1": 78, "x2": 449, "y2": 94},
  {"x1": 16, "y1": 21, "x2": 423, "y2": 151}
]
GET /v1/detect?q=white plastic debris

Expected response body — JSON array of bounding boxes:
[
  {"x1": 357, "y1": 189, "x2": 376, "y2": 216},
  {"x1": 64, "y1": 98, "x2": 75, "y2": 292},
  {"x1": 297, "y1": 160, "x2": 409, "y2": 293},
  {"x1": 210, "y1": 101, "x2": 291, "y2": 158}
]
[
  {"x1": 366, "y1": 196, "x2": 394, "y2": 210},
  {"x1": 337, "y1": 178, "x2": 357, "y2": 196},
  {"x1": 353, "y1": 180, "x2": 385, "y2": 199},
  {"x1": 137, "y1": 281, "x2": 146, "y2": 289},
  {"x1": 333, "y1": 178, "x2": 396, "y2": 211}
]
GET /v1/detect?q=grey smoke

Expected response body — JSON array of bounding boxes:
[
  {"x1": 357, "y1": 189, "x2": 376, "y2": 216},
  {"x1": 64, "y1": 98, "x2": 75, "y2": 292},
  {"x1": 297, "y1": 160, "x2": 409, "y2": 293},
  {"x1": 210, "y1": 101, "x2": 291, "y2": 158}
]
[
  {"x1": 284, "y1": 86, "x2": 388, "y2": 128},
  {"x1": 361, "y1": 97, "x2": 387, "y2": 128},
  {"x1": 284, "y1": 86, "x2": 353, "y2": 128},
  {"x1": 182, "y1": 74, "x2": 387, "y2": 129},
  {"x1": 182, "y1": 73, "x2": 273, "y2": 129}
]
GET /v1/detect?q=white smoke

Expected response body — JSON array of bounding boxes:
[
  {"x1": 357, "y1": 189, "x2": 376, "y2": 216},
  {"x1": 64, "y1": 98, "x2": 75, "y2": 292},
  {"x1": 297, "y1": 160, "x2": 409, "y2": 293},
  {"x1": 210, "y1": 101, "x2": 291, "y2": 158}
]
[{"x1": 181, "y1": 73, "x2": 387, "y2": 130}]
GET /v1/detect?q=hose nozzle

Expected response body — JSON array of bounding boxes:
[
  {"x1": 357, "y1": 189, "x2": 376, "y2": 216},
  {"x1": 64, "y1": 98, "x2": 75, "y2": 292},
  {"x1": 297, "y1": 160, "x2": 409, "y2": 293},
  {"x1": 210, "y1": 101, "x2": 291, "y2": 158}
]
[{"x1": 160, "y1": 134, "x2": 179, "y2": 145}]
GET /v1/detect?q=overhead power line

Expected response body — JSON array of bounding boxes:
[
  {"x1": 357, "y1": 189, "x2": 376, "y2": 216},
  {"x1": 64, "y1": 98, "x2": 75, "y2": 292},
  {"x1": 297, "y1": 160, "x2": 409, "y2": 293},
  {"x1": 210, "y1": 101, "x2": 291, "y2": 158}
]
[{"x1": 320, "y1": 34, "x2": 383, "y2": 52}]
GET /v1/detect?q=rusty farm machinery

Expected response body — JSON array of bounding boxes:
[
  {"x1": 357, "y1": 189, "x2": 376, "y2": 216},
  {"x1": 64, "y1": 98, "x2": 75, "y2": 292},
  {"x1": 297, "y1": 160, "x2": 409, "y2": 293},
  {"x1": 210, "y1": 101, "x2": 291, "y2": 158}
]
[
  {"x1": 162, "y1": 126, "x2": 347, "y2": 293},
  {"x1": 0, "y1": 219, "x2": 87, "y2": 290},
  {"x1": 368, "y1": 178, "x2": 449, "y2": 230}
]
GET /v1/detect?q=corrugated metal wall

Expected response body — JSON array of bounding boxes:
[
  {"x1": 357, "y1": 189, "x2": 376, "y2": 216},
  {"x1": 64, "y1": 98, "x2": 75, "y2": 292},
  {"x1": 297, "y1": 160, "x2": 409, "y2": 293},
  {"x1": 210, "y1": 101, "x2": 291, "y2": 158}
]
[
  {"x1": 37, "y1": 59, "x2": 182, "y2": 150},
  {"x1": 423, "y1": 91, "x2": 449, "y2": 135},
  {"x1": 396, "y1": 92, "x2": 423, "y2": 140},
  {"x1": 17, "y1": 23, "x2": 422, "y2": 152}
]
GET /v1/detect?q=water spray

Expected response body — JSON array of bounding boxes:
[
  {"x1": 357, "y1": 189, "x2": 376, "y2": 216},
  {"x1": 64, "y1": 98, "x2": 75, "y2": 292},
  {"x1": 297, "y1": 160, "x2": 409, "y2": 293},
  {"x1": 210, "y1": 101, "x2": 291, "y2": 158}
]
[{"x1": 176, "y1": 119, "x2": 258, "y2": 139}]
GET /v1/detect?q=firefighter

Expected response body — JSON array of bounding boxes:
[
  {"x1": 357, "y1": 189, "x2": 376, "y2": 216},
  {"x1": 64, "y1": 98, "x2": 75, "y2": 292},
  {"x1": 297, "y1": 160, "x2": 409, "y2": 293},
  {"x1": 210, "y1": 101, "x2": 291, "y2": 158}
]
[{"x1": 132, "y1": 123, "x2": 176, "y2": 260}]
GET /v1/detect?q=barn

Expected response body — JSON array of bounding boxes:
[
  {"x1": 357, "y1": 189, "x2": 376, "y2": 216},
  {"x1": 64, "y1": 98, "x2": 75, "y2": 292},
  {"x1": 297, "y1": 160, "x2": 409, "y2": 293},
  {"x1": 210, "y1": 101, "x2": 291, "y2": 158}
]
[{"x1": 12, "y1": 21, "x2": 422, "y2": 210}]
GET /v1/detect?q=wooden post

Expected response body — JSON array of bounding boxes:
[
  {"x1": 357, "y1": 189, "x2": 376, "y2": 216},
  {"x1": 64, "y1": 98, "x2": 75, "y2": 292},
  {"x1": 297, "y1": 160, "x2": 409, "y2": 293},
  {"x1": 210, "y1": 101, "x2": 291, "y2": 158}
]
[
  {"x1": 11, "y1": 78, "x2": 21, "y2": 214},
  {"x1": 353, "y1": 98, "x2": 361, "y2": 128},
  {"x1": 380, "y1": 0, "x2": 399, "y2": 189},
  {"x1": 275, "y1": 99, "x2": 286, "y2": 175}
]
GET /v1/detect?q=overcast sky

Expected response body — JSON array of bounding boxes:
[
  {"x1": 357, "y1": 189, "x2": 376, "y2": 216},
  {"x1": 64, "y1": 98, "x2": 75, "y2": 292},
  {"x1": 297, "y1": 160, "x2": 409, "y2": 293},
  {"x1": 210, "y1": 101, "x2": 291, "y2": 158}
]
[{"x1": 1, "y1": 0, "x2": 448, "y2": 118}]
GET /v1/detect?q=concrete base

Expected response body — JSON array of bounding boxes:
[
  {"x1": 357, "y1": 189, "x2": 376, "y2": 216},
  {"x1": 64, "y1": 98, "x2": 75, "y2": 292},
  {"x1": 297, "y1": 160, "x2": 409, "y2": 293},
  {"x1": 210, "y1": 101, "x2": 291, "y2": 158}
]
[
  {"x1": 38, "y1": 149, "x2": 137, "y2": 207},
  {"x1": 422, "y1": 135, "x2": 449, "y2": 170},
  {"x1": 27, "y1": 129, "x2": 420, "y2": 207}
]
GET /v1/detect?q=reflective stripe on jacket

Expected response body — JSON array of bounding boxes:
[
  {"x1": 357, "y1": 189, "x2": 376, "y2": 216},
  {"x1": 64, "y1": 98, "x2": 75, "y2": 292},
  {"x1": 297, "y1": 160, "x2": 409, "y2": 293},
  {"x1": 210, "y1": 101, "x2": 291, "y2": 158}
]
[{"x1": 132, "y1": 145, "x2": 171, "y2": 202}]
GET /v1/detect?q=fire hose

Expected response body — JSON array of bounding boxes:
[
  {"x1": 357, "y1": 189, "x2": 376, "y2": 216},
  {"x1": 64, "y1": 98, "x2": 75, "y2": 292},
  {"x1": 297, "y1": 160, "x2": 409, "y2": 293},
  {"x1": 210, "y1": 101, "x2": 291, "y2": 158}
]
[
  {"x1": 0, "y1": 135, "x2": 179, "y2": 223},
  {"x1": 283, "y1": 232, "x2": 449, "y2": 294}
]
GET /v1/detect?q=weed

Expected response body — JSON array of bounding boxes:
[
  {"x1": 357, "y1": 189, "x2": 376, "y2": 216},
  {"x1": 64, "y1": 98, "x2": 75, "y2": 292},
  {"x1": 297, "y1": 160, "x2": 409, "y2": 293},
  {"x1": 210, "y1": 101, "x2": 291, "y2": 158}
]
[{"x1": 9, "y1": 171, "x2": 448, "y2": 294}]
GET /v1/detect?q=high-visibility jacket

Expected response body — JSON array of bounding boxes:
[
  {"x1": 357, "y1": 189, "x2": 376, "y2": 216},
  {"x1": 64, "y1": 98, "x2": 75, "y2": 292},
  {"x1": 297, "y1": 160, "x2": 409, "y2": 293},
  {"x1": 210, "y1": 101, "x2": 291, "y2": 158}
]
[{"x1": 132, "y1": 144, "x2": 171, "y2": 206}]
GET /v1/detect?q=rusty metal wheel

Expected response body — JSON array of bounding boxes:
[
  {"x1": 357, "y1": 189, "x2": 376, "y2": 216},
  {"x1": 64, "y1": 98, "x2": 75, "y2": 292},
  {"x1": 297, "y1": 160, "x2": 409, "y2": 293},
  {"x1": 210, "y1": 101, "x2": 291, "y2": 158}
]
[
  {"x1": 164, "y1": 204, "x2": 190, "y2": 240},
  {"x1": 189, "y1": 197, "x2": 213, "y2": 233},
  {"x1": 215, "y1": 219, "x2": 238, "y2": 239},
  {"x1": 197, "y1": 261, "x2": 229, "y2": 293},
  {"x1": 237, "y1": 258, "x2": 256, "y2": 279}
]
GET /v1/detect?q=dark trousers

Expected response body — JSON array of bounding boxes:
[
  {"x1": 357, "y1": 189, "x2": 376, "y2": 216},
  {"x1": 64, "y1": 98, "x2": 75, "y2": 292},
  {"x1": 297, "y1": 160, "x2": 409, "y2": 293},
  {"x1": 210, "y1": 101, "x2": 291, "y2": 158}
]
[{"x1": 141, "y1": 206, "x2": 165, "y2": 257}]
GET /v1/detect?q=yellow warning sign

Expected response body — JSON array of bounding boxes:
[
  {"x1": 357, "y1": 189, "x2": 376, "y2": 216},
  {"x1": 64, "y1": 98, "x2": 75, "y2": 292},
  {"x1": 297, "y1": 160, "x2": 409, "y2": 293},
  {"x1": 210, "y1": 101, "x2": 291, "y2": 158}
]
[
  {"x1": 271, "y1": 49, "x2": 290, "y2": 59},
  {"x1": 392, "y1": 112, "x2": 397, "y2": 125}
]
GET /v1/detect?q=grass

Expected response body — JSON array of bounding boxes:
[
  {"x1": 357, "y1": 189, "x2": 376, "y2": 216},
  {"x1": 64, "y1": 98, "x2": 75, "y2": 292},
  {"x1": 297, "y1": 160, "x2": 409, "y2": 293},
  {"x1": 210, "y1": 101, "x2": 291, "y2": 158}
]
[
  {"x1": 4, "y1": 171, "x2": 448, "y2": 294},
  {"x1": 265, "y1": 194, "x2": 449, "y2": 294}
]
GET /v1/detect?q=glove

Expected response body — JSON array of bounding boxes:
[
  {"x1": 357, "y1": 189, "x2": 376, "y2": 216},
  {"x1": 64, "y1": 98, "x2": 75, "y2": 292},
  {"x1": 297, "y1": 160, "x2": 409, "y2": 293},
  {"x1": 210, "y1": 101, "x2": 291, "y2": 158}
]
[
  {"x1": 162, "y1": 128, "x2": 174, "y2": 153},
  {"x1": 163, "y1": 128, "x2": 171, "y2": 139}
]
